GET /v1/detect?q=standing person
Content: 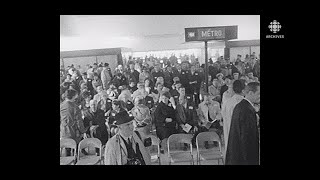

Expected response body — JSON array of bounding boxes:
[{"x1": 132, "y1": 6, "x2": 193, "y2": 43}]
[
  {"x1": 128, "y1": 62, "x2": 140, "y2": 84},
  {"x1": 221, "y1": 78, "x2": 233, "y2": 105},
  {"x1": 87, "y1": 65, "x2": 94, "y2": 80},
  {"x1": 188, "y1": 64, "x2": 201, "y2": 106},
  {"x1": 60, "y1": 89, "x2": 87, "y2": 155},
  {"x1": 79, "y1": 72, "x2": 94, "y2": 97},
  {"x1": 104, "y1": 110, "x2": 151, "y2": 165},
  {"x1": 101, "y1": 63, "x2": 112, "y2": 90},
  {"x1": 221, "y1": 80, "x2": 245, "y2": 162},
  {"x1": 154, "y1": 92, "x2": 177, "y2": 153},
  {"x1": 163, "y1": 65, "x2": 174, "y2": 89},
  {"x1": 151, "y1": 63, "x2": 165, "y2": 86},
  {"x1": 180, "y1": 61, "x2": 190, "y2": 95},
  {"x1": 225, "y1": 82, "x2": 260, "y2": 165},
  {"x1": 139, "y1": 67, "x2": 152, "y2": 83}
]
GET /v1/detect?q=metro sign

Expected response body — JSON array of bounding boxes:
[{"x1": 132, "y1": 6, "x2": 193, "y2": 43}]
[
  {"x1": 185, "y1": 25, "x2": 238, "y2": 42},
  {"x1": 188, "y1": 32, "x2": 195, "y2": 38}
]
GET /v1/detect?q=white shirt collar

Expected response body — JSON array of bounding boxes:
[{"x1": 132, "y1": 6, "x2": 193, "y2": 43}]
[{"x1": 243, "y1": 97, "x2": 255, "y2": 109}]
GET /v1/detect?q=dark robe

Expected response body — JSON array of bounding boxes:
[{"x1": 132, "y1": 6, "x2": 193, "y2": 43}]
[
  {"x1": 154, "y1": 102, "x2": 177, "y2": 140},
  {"x1": 225, "y1": 99, "x2": 259, "y2": 165}
]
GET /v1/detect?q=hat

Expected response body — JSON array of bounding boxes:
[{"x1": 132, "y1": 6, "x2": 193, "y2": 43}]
[
  {"x1": 216, "y1": 73, "x2": 223, "y2": 78},
  {"x1": 114, "y1": 110, "x2": 134, "y2": 125},
  {"x1": 93, "y1": 63, "x2": 97, "y2": 65},
  {"x1": 82, "y1": 72, "x2": 87, "y2": 76},
  {"x1": 104, "y1": 63, "x2": 109, "y2": 67},
  {"x1": 161, "y1": 91, "x2": 171, "y2": 99}
]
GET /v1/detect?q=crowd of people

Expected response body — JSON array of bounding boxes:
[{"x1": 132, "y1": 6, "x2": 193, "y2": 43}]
[{"x1": 60, "y1": 53, "x2": 260, "y2": 165}]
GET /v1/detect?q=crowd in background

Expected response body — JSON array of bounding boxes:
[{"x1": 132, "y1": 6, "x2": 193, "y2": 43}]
[{"x1": 60, "y1": 52, "x2": 260, "y2": 164}]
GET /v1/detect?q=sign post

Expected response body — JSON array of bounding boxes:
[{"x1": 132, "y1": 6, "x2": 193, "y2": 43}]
[
  {"x1": 204, "y1": 41, "x2": 208, "y2": 93},
  {"x1": 184, "y1": 25, "x2": 238, "y2": 93}
]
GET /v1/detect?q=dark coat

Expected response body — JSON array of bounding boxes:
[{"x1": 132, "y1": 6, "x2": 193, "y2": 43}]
[
  {"x1": 175, "y1": 100, "x2": 199, "y2": 127},
  {"x1": 60, "y1": 101, "x2": 86, "y2": 143},
  {"x1": 154, "y1": 102, "x2": 177, "y2": 140},
  {"x1": 225, "y1": 99, "x2": 259, "y2": 165}
]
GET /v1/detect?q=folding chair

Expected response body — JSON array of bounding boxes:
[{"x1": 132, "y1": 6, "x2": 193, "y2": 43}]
[
  {"x1": 196, "y1": 131, "x2": 224, "y2": 165},
  {"x1": 60, "y1": 138, "x2": 77, "y2": 165},
  {"x1": 167, "y1": 134, "x2": 194, "y2": 165},
  {"x1": 76, "y1": 138, "x2": 102, "y2": 165},
  {"x1": 148, "y1": 135, "x2": 161, "y2": 165}
]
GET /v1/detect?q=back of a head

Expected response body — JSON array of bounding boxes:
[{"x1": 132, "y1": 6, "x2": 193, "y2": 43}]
[{"x1": 232, "y1": 80, "x2": 245, "y2": 94}]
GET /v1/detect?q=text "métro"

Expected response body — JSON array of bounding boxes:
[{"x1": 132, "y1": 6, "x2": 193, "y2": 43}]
[{"x1": 200, "y1": 30, "x2": 223, "y2": 37}]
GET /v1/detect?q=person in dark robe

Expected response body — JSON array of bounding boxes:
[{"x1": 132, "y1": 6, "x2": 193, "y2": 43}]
[
  {"x1": 225, "y1": 82, "x2": 260, "y2": 165},
  {"x1": 154, "y1": 91, "x2": 177, "y2": 153}
]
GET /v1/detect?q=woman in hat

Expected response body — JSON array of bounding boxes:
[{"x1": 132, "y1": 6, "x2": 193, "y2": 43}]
[{"x1": 104, "y1": 110, "x2": 151, "y2": 165}]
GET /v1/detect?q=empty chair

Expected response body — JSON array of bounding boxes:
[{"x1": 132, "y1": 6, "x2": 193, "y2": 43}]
[
  {"x1": 60, "y1": 138, "x2": 77, "y2": 165},
  {"x1": 196, "y1": 131, "x2": 224, "y2": 165},
  {"x1": 76, "y1": 138, "x2": 102, "y2": 165},
  {"x1": 148, "y1": 135, "x2": 161, "y2": 165},
  {"x1": 167, "y1": 133, "x2": 194, "y2": 165}
]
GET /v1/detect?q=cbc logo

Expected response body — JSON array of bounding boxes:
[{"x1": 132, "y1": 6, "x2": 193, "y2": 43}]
[{"x1": 268, "y1": 20, "x2": 281, "y2": 33}]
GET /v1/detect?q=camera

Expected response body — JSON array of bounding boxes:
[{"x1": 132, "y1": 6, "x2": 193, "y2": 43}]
[{"x1": 126, "y1": 158, "x2": 142, "y2": 165}]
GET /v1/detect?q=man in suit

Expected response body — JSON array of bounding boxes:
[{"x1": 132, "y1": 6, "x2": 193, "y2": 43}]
[{"x1": 225, "y1": 82, "x2": 260, "y2": 165}]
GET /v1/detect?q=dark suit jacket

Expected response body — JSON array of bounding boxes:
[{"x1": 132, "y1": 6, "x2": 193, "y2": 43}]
[
  {"x1": 154, "y1": 102, "x2": 176, "y2": 128},
  {"x1": 175, "y1": 100, "x2": 199, "y2": 127},
  {"x1": 225, "y1": 99, "x2": 259, "y2": 165}
]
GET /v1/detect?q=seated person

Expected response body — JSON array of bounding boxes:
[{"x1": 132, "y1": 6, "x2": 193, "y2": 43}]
[
  {"x1": 144, "y1": 78, "x2": 153, "y2": 95},
  {"x1": 170, "y1": 81, "x2": 182, "y2": 105},
  {"x1": 106, "y1": 82, "x2": 118, "y2": 101},
  {"x1": 154, "y1": 92, "x2": 177, "y2": 152},
  {"x1": 131, "y1": 96, "x2": 152, "y2": 136},
  {"x1": 132, "y1": 82, "x2": 148, "y2": 103},
  {"x1": 246, "y1": 71, "x2": 259, "y2": 83},
  {"x1": 197, "y1": 93, "x2": 223, "y2": 137},
  {"x1": 128, "y1": 80, "x2": 138, "y2": 94},
  {"x1": 150, "y1": 82, "x2": 164, "y2": 104},
  {"x1": 93, "y1": 86, "x2": 108, "y2": 103},
  {"x1": 208, "y1": 80, "x2": 221, "y2": 102},
  {"x1": 175, "y1": 91, "x2": 200, "y2": 146},
  {"x1": 82, "y1": 100, "x2": 108, "y2": 155},
  {"x1": 105, "y1": 100, "x2": 126, "y2": 137}
]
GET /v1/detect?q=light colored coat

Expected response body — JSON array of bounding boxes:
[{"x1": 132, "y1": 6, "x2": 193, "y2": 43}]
[
  {"x1": 101, "y1": 68, "x2": 112, "y2": 90},
  {"x1": 197, "y1": 100, "x2": 221, "y2": 126},
  {"x1": 104, "y1": 132, "x2": 151, "y2": 165},
  {"x1": 221, "y1": 93, "x2": 244, "y2": 161}
]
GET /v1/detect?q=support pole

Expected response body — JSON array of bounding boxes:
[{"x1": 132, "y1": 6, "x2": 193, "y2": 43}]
[{"x1": 204, "y1": 41, "x2": 208, "y2": 93}]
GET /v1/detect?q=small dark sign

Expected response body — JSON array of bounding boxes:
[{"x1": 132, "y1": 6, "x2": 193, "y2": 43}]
[{"x1": 185, "y1": 25, "x2": 238, "y2": 42}]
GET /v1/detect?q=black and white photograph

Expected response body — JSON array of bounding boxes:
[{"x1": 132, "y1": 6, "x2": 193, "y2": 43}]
[{"x1": 60, "y1": 15, "x2": 260, "y2": 165}]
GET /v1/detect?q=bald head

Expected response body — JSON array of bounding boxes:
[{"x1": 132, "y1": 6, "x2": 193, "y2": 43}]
[{"x1": 90, "y1": 99, "x2": 97, "y2": 112}]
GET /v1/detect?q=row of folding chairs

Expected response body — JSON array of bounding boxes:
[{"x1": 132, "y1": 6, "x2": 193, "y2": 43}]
[
  {"x1": 60, "y1": 131, "x2": 222, "y2": 165},
  {"x1": 60, "y1": 134, "x2": 161, "y2": 165},
  {"x1": 167, "y1": 131, "x2": 224, "y2": 165},
  {"x1": 60, "y1": 138, "x2": 104, "y2": 165}
]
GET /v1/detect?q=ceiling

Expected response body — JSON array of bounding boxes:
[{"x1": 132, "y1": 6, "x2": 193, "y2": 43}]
[{"x1": 60, "y1": 15, "x2": 260, "y2": 51}]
